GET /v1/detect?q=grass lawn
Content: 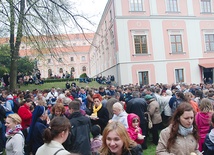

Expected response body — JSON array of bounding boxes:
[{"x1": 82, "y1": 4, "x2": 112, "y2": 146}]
[{"x1": 18, "y1": 81, "x2": 106, "y2": 91}]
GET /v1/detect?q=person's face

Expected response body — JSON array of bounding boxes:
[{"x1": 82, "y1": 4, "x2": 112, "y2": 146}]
[
  {"x1": 26, "y1": 101, "x2": 32, "y2": 107},
  {"x1": 106, "y1": 130, "x2": 123, "y2": 154},
  {"x1": 5, "y1": 117, "x2": 17, "y2": 130},
  {"x1": 55, "y1": 109, "x2": 62, "y2": 116},
  {"x1": 94, "y1": 98, "x2": 101, "y2": 107},
  {"x1": 113, "y1": 108, "x2": 120, "y2": 116},
  {"x1": 132, "y1": 118, "x2": 140, "y2": 129},
  {"x1": 179, "y1": 110, "x2": 194, "y2": 128}
]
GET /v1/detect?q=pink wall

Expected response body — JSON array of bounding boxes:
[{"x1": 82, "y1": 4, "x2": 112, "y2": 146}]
[
  {"x1": 156, "y1": 0, "x2": 188, "y2": 16},
  {"x1": 200, "y1": 21, "x2": 214, "y2": 57},
  {"x1": 166, "y1": 62, "x2": 191, "y2": 84},
  {"x1": 193, "y1": 0, "x2": 214, "y2": 17},
  {"x1": 162, "y1": 20, "x2": 189, "y2": 59},
  {"x1": 132, "y1": 64, "x2": 156, "y2": 85},
  {"x1": 127, "y1": 20, "x2": 154, "y2": 62}
]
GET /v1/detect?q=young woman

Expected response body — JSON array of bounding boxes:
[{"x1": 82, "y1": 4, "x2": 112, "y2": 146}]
[
  {"x1": 36, "y1": 117, "x2": 71, "y2": 155},
  {"x1": 100, "y1": 121, "x2": 142, "y2": 155},
  {"x1": 156, "y1": 102, "x2": 202, "y2": 155},
  {"x1": 5, "y1": 113, "x2": 25, "y2": 155}
]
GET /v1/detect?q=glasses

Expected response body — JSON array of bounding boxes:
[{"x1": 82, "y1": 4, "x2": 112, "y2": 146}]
[{"x1": 132, "y1": 119, "x2": 139, "y2": 123}]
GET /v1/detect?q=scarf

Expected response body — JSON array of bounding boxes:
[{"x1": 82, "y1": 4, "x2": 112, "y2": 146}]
[
  {"x1": 5, "y1": 124, "x2": 22, "y2": 138},
  {"x1": 91, "y1": 104, "x2": 102, "y2": 117},
  {"x1": 178, "y1": 124, "x2": 193, "y2": 136}
]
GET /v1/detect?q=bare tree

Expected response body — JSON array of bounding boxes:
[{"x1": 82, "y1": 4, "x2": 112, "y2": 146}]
[{"x1": 0, "y1": 0, "x2": 96, "y2": 91}]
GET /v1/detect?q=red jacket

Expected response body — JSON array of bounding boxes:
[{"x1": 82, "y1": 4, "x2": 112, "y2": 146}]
[{"x1": 18, "y1": 104, "x2": 32, "y2": 129}]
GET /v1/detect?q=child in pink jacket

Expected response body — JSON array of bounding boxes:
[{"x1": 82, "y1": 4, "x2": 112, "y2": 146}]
[{"x1": 127, "y1": 113, "x2": 145, "y2": 144}]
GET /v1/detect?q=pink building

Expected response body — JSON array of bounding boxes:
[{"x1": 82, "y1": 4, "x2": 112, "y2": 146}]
[
  {"x1": 19, "y1": 33, "x2": 94, "y2": 78},
  {"x1": 89, "y1": 0, "x2": 214, "y2": 85}
]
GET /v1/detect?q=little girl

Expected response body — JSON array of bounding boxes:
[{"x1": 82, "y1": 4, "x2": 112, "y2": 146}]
[
  {"x1": 127, "y1": 113, "x2": 145, "y2": 144},
  {"x1": 91, "y1": 125, "x2": 102, "y2": 155}
]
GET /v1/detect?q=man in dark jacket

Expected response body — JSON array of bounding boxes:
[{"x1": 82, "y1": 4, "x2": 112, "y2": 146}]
[
  {"x1": 63, "y1": 100, "x2": 91, "y2": 155},
  {"x1": 0, "y1": 103, "x2": 6, "y2": 155},
  {"x1": 126, "y1": 91, "x2": 148, "y2": 150}
]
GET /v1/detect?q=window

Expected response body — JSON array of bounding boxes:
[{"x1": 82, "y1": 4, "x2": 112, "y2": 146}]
[
  {"x1": 110, "y1": 10, "x2": 113, "y2": 21},
  {"x1": 170, "y1": 35, "x2": 183, "y2": 53},
  {"x1": 201, "y1": 0, "x2": 211, "y2": 13},
  {"x1": 70, "y1": 57, "x2": 74, "y2": 61},
  {"x1": 81, "y1": 56, "x2": 86, "y2": 61},
  {"x1": 205, "y1": 34, "x2": 214, "y2": 51},
  {"x1": 48, "y1": 69, "x2": 52, "y2": 77},
  {"x1": 138, "y1": 71, "x2": 149, "y2": 85},
  {"x1": 134, "y1": 35, "x2": 148, "y2": 54},
  {"x1": 59, "y1": 68, "x2": 63, "y2": 73},
  {"x1": 82, "y1": 66, "x2": 86, "y2": 72},
  {"x1": 48, "y1": 59, "x2": 51, "y2": 63},
  {"x1": 166, "y1": 0, "x2": 178, "y2": 12},
  {"x1": 130, "y1": 0, "x2": 143, "y2": 11},
  {"x1": 175, "y1": 69, "x2": 184, "y2": 83},
  {"x1": 58, "y1": 58, "x2": 62, "y2": 62},
  {"x1": 71, "y1": 67, "x2": 75, "y2": 72}
]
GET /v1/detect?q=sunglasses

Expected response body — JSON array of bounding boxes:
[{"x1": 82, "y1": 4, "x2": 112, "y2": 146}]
[{"x1": 132, "y1": 118, "x2": 139, "y2": 123}]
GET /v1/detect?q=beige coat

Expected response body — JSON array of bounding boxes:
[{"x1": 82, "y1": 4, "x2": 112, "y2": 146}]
[
  {"x1": 156, "y1": 125, "x2": 202, "y2": 155},
  {"x1": 147, "y1": 99, "x2": 162, "y2": 124}
]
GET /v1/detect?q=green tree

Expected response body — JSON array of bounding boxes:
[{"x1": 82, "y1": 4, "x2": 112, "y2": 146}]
[
  {"x1": 0, "y1": 0, "x2": 95, "y2": 91},
  {"x1": 0, "y1": 44, "x2": 11, "y2": 68},
  {"x1": 17, "y1": 57, "x2": 34, "y2": 75}
]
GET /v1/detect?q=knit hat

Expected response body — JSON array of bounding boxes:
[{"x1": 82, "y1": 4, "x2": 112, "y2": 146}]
[
  {"x1": 91, "y1": 125, "x2": 101, "y2": 138},
  {"x1": 144, "y1": 95, "x2": 153, "y2": 101}
]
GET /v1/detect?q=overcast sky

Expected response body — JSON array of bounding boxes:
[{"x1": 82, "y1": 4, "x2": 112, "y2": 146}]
[{"x1": 70, "y1": 0, "x2": 108, "y2": 32}]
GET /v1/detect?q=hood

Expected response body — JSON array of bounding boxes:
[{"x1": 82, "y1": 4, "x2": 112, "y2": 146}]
[
  {"x1": 127, "y1": 113, "x2": 140, "y2": 130},
  {"x1": 6, "y1": 94, "x2": 13, "y2": 100},
  {"x1": 196, "y1": 112, "x2": 212, "y2": 126}
]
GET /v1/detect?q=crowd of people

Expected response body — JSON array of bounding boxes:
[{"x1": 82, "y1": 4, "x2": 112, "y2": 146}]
[{"x1": 1, "y1": 82, "x2": 214, "y2": 154}]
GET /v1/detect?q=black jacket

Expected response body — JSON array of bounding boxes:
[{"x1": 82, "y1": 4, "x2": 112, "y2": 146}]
[
  {"x1": 64, "y1": 112, "x2": 91, "y2": 155},
  {"x1": 204, "y1": 132, "x2": 214, "y2": 155},
  {"x1": 0, "y1": 104, "x2": 6, "y2": 123},
  {"x1": 108, "y1": 144, "x2": 142, "y2": 155},
  {"x1": 90, "y1": 106, "x2": 109, "y2": 133}
]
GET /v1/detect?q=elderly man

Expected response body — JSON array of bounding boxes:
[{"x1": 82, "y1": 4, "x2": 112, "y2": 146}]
[{"x1": 110, "y1": 102, "x2": 128, "y2": 128}]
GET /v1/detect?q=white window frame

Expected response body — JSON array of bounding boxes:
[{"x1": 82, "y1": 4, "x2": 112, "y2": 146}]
[
  {"x1": 174, "y1": 68, "x2": 185, "y2": 83},
  {"x1": 81, "y1": 56, "x2": 86, "y2": 61},
  {"x1": 200, "y1": 0, "x2": 212, "y2": 13},
  {"x1": 137, "y1": 70, "x2": 150, "y2": 85},
  {"x1": 203, "y1": 29, "x2": 214, "y2": 52},
  {"x1": 165, "y1": 0, "x2": 180, "y2": 12},
  {"x1": 131, "y1": 29, "x2": 150, "y2": 55},
  {"x1": 129, "y1": 0, "x2": 144, "y2": 12},
  {"x1": 167, "y1": 29, "x2": 184, "y2": 54}
]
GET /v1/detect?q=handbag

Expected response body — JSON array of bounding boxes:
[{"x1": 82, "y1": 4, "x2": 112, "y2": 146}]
[{"x1": 144, "y1": 112, "x2": 153, "y2": 129}]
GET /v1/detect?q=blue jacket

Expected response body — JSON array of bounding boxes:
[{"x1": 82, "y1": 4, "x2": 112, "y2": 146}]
[{"x1": 204, "y1": 129, "x2": 214, "y2": 155}]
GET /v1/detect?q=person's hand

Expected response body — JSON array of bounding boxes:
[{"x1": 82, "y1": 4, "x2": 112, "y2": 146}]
[
  {"x1": 135, "y1": 127, "x2": 140, "y2": 133},
  {"x1": 108, "y1": 119, "x2": 112, "y2": 123},
  {"x1": 46, "y1": 116, "x2": 50, "y2": 124},
  {"x1": 137, "y1": 134, "x2": 145, "y2": 140}
]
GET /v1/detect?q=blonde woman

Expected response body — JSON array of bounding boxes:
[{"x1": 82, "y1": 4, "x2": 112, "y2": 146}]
[
  {"x1": 100, "y1": 121, "x2": 142, "y2": 155},
  {"x1": 5, "y1": 113, "x2": 24, "y2": 155}
]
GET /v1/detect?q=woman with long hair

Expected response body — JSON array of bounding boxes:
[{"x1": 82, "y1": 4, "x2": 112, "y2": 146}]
[
  {"x1": 156, "y1": 102, "x2": 202, "y2": 155},
  {"x1": 100, "y1": 121, "x2": 142, "y2": 155},
  {"x1": 36, "y1": 117, "x2": 71, "y2": 155}
]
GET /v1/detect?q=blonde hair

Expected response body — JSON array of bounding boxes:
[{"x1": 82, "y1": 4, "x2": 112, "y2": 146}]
[
  {"x1": 199, "y1": 98, "x2": 213, "y2": 112},
  {"x1": 7, "y1": 113, "x2": 22, "y2": 124},
  {"x1": 100, "y1": 121, "x2": 137, "y2": 154}
]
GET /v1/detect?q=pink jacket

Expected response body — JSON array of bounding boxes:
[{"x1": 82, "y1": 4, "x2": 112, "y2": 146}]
[
  {"x1": 127, "y1": 113, "x2": 144, "y2": 144},
  {"x1": 195, "y1": 112, "x2": 212, "y2": 151}
]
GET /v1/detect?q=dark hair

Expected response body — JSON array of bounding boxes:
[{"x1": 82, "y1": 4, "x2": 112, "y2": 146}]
[
  {"x1": 69, "y1": 100, "x2": 80, "y2": 111},
  {"x1": 43, "y1": 117, "x2": 71, "y2": 143},
  {"x1": 91, "y1": 125, "x2": 101, "y2": 138},
  {"x1": 212, "y1": 113, "x2": 214, "y2": 124},
  {"x1": 167, "y1": 102, "x2": 198, "y2": 150}
]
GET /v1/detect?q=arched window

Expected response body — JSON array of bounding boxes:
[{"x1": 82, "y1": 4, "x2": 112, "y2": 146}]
[
  {"x1": 71, "y1": 67, "x2": 75, "y2": 72},
  {"x1": 59, "y1": 68, "x2": 63, "y2": 73},
  {"x1": 48, "y1": 69, "x2": 52, "y2": 77},
  {"x1": 82, "y1": 66, "x2": 86, "y2": 72}
]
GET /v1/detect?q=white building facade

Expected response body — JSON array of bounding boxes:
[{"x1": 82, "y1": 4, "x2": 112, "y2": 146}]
[{"x1": 89, "y1": 0, "x2": 214, "y2": 86}]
